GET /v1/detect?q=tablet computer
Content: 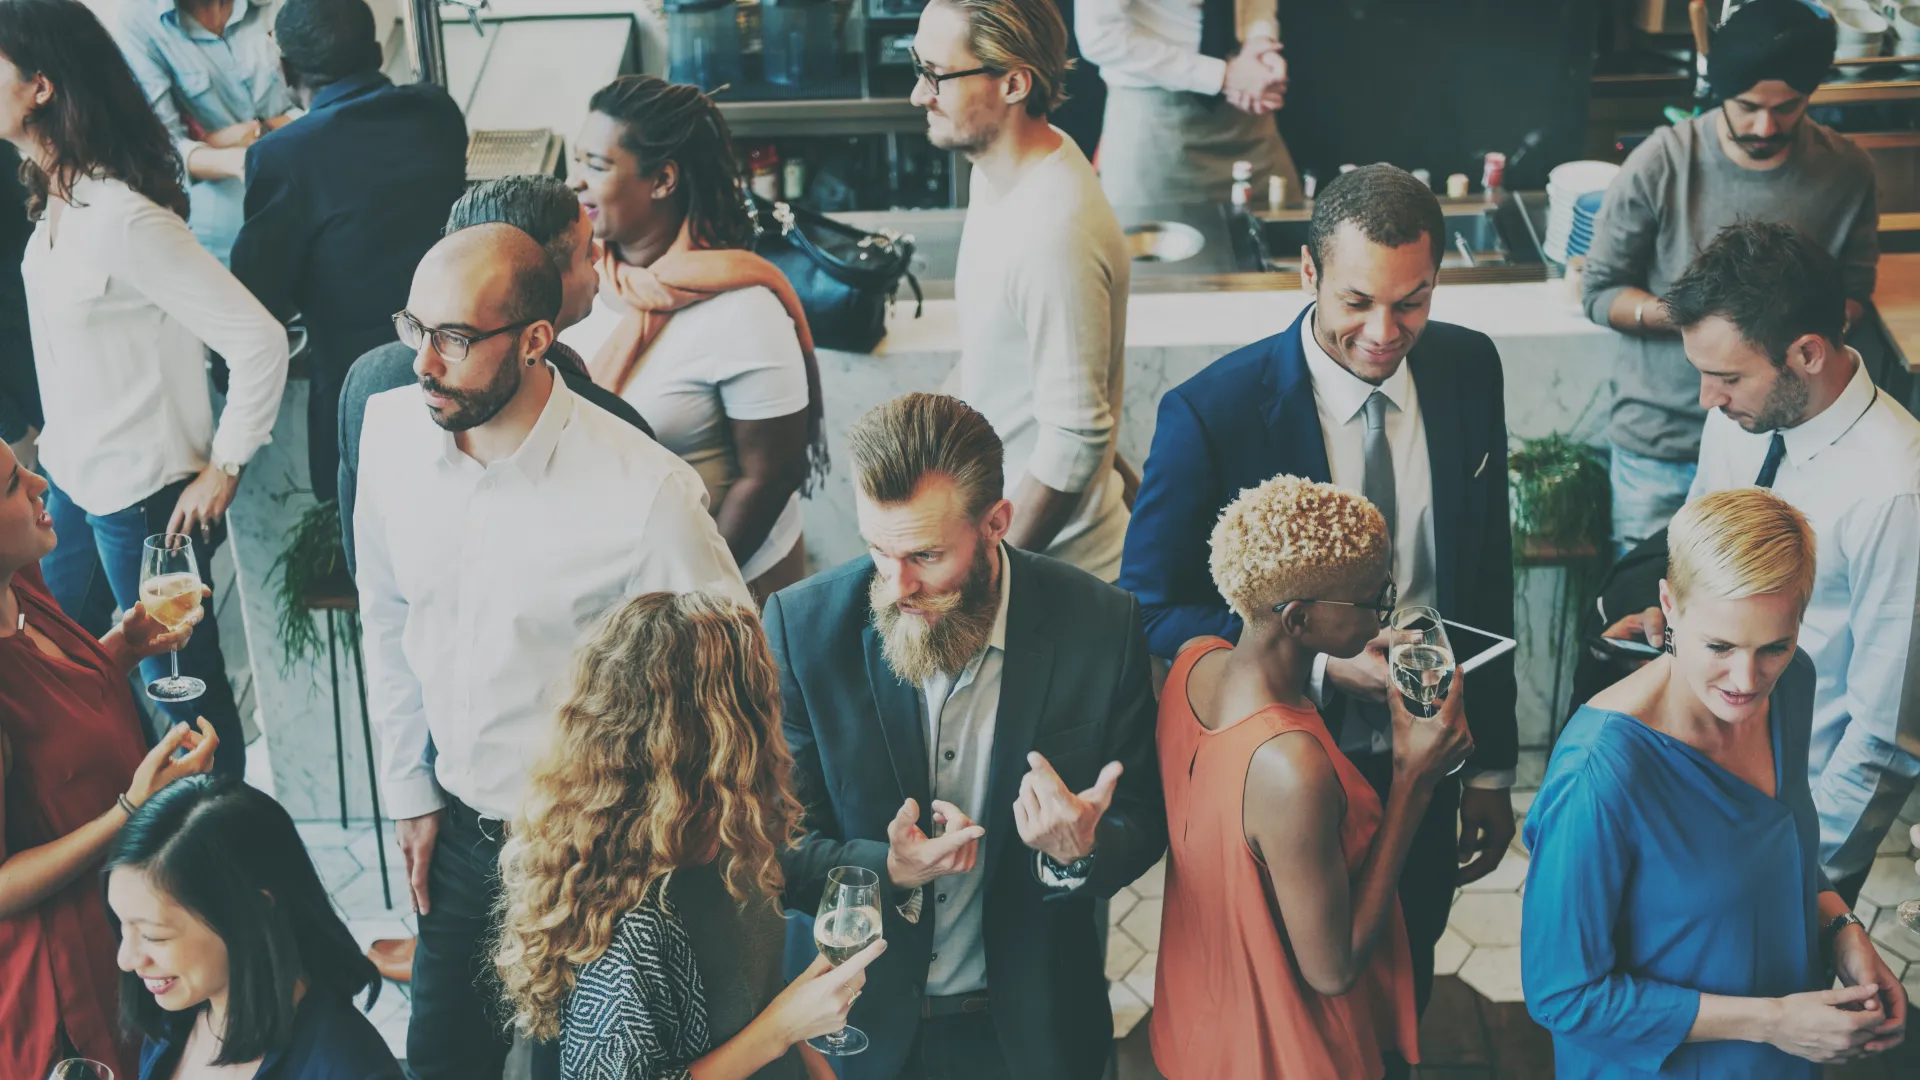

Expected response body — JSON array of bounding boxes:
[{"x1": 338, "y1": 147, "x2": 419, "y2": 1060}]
[{"x1": 1444, "y1": 619, "x2": 1518, "y2": 675}]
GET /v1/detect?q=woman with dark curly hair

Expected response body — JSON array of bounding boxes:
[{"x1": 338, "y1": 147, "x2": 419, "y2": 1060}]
[
  {"x1": 565, "y1": 76, "x2": 826, "y2": 604},
  {"x1": 495, "y1": 591, "x2": 883, "y2": 1079}
]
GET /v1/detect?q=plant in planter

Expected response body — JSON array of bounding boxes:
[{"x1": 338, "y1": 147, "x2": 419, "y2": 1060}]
[
  {"x1": 267, "y1": 499, "x2": 355, "y2": 672},
  {"x1": 1509, "y1": 433, "x2": 1610, "y2": 562}
]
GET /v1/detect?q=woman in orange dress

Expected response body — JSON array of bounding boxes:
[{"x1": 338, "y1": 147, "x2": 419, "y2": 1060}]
[{"x1": 1150, "y1": 475, "x2": 1472, "y2": 1079}]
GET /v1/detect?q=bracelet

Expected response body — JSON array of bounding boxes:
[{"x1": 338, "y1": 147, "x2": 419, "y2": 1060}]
[
  {"x1": 117, "y1": 793, "x2": 138, "y2": 818},
  {"x1": 1634, "y1": 300, "x2": 1646, "y2": 332}
]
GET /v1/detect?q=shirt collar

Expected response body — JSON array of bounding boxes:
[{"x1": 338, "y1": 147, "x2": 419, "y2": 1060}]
[
  {"x1": 1779, "y1": 348, "x2": 1875, "y2": 465},
  {"x1": 310, "y1": 70, "x2": 390, "y2": 112},
  {"x1": 1299, "y1": 305, "x2": 1412, "y2": 423},
  {"x1": 161, "y1": 0, "x2": 250, "y2": 33},
  {"x1": 435, "y1": 364, "x2": 574, "y2": 482}
]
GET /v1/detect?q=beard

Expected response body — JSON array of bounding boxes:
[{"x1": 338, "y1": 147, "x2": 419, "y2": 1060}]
[
  {"x1": 869, "y1": 543, "x2": 999, "y2": 686},
  {"x1": 926, "y1": 111, "x2": 998, "y2": 157},
  {"x1": 1742, "y1": 366, "x2": 1812, "y2": 433},
  {"x1": 1723, "y1": 106, "x2": 1798, "y2": 161},
  {"x1": 421, "y1": 356, "x2": 522, "y2": 432}
]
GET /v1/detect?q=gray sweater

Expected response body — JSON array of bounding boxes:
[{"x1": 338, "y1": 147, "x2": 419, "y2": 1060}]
[{"x1": 1582, "y1": 112, "x2": 1877, "y2": 461}]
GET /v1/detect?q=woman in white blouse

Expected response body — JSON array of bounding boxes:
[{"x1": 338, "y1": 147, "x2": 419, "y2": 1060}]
[
  {"x1": 565, "y1": 75, "x2": 825, "y2": 603},
  {"x1": 0, "y1": 0, "x2": 288, "y2": 776}
]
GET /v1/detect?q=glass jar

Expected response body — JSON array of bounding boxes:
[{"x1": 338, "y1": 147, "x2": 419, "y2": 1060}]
[
  {"x1": 760, "y1": 0, "x2": 836, "y2": 89},
  {"x1": 666, "y1": 0, "x2": 744, "y2": 92}
]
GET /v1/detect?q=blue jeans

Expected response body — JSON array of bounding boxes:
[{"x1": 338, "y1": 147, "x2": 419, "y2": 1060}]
[
  {"x1": 1609, "y1": 446, "x2": 1697, "y2": 562},
  {"x1": 39, "y1": 470, "x2": 246, "y2": 777}
]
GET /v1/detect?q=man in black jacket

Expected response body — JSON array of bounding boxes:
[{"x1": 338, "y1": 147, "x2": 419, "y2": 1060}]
[
  {"x1": 230, "y1": 0, "x2": 467, "y2": 501},
  {"x1": 1120, "y1": 164, "x2": 1520, "y2": 1014},
  {"x1": 766, "y1": 393, "x2": 1166, "y2": 1080}
]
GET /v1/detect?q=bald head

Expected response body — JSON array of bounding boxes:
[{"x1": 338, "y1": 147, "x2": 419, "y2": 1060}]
[{"x1": 414, "y1": 222, "x2": 564, "y2": 331}]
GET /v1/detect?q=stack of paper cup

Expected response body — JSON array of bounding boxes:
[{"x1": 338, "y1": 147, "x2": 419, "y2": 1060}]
[{"x1": 1543, "y1": 160, "x2": 1619, "y2": 265}]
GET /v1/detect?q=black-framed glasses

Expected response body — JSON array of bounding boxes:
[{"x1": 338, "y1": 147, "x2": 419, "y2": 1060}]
[
  {"x1": 1273, "y1": 579, "x2": 1399, "y2": 627},
  {"x1": 909, "y1": 47, "x2": 1000, "y2": 94},
  {"x1": 392, "y1": 310, "x2": 534, "y2": 363}
]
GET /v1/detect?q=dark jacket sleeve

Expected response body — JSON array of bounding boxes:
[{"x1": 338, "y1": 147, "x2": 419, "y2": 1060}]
[
  {"x1": 1464, "y1": 343, "x2": 1519, "y2": 775},
  {"x1": 1078, "y1": 593, "x2": 1169, "y2": 899},
  {"x1": 338, "y1": 355, "x2": 374, "y2": 574},
  {"x1": 766, "y1": 590, "x2": 893, "y2": 915},
  {"x1": 1118, "y1": 387, "x2": 1242, "y2": 658},
  {"x1": 230, "y1": 137, "x2": 308, "y2": 325}
]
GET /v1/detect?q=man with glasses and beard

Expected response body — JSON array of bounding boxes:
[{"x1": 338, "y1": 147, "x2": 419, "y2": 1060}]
[
  {"x1": 1582, "y1": 0, "x2": 1878, "y2": 560},
  {"x1": 764, "y1": 392, "x2": 1166, "y2": 1080},
  {"x1": 353, "y1": 222, "x2": 747, "y2": 1080},
  {"x1": 1605, "y1": 222, "x2": 1920, "y2": 910}
]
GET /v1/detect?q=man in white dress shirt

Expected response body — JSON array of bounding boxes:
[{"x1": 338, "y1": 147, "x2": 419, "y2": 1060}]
[
  {"x1": 353, "y1": 223, "x2": 748, "y2": 1080},
  {"x1": 1076, "y1": 0, "x2": 1296, "y2": 208},
  {"x1": 913, "y1": 0, "x2": 1132, "y2": 581},
  {"x1": 1623, "y1": 222, "x2": 1920, "y2": 905}
]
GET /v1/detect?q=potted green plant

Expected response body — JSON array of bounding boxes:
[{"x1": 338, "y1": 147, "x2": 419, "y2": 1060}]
[
  {"x1": 267, "y1": 499, "x2": 355, "y2": 671},
  {"x1": 1509, "y1": 433, "x2": 1610, "y2": 564}
]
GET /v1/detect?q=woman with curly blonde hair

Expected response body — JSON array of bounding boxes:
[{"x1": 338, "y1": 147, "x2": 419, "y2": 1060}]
[
  {"x1": 495, "y1": 591, "x2": 884, "y2": 1079},
  {"x1": 1150, "y1": 475, "x2": 1472, "y2": 1080}
]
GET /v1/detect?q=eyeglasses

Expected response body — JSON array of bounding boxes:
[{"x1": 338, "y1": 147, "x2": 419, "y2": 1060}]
[
  {"x1": 1273, "y1": 579, "x2": 1399, "y2": 627},
  {"x1": 909, "y1": 47, "x2": 1000, "y2": 95},
  {"x1": 392, "y1": 310, "x2": 535, "y2": 363}
]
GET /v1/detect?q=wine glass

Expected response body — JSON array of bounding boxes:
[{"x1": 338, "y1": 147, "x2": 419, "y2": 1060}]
[
  {"x1": 1388, "y1": 605, "x2": 1464, "y2": 777},
  {"x1": 1899, "y1": 898, "x2": 1920, "y2": 935},
  {"x1": 139, "y1": 533, "x2": 206, "y2": 703},
  {"x1": 49, "y1": 1060, "x2": 113, "y2": 1080},
  {"x1": 809, "y1": 865, "x2": 882, "y2": 1056}
]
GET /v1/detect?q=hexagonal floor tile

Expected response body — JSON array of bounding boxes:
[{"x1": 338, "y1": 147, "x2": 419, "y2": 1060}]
[
  {"x1": 1870, "y1": 915, "x2": 1920, "y2": 969},
  {"x1": 1119, "y1": 899, "x2": 1164, "y2": 948},
  {"x1": 1109, "y1": 981, "x2": 1149, "y2": 1038},
  {"x1": 1859, "y1": 853, "x2": 1920, "y2": 908},
  {"x1": 1458, "y1": 946, "x2": 1526, "y2": 1004},
  {"x1": 1449, "y1": 892, "x2": 1525, "y2": 948},
  {"x1": 1433, "y1": 927, "x2": 1473, "y2": 978},
  {"x1": 1105, "y1": 928, "x2": 1146, "y2": 982},
  {"x1": 1462, "y1": 852, "x2": 1530, "y2": 894},
  {"x1": 1131, "y1": 857, "x2": 1166, "y2": 900},
  {"x1": 1123, "y1": 950, "x2": 1158, "y2": 1007},
  {"x1": 1108, "y1": 891, "x2": 1138, "y2": 929}
]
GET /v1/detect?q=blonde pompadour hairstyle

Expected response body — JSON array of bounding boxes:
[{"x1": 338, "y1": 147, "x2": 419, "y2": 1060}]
[
  {"x1": 937, "y1": 0, "x2": 1072, "y2": 117},
  {"x1": 1667, "y1": 487, "x2": 1817, "y2": 614},
  {"x1": 1209, "y1": 474, "x2": 1391, "y2": 625}
]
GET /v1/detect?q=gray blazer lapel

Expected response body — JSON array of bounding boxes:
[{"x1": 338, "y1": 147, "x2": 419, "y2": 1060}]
[
  {"x1": 983, "y1": 553, "x2": 1054, "y2": 895},
  {"x1": 863, "y1": 623, "x2": 932, "y2": 814}
]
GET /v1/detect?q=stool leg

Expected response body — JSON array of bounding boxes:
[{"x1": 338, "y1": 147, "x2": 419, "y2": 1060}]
[
  {"x1": 327, "y1": 610, "x2": 348, "y2": 828},
  {"x1": 347, "y1": 614, "x2": 393, "y2": 911}
]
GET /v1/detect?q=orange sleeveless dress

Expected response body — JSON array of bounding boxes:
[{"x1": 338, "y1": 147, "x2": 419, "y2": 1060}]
[{"x1": 1149, "y1": 639, "x2": 1420, "y2": 1079}]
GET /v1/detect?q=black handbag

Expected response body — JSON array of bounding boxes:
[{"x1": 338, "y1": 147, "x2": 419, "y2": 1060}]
[{"x1": 752, "y1": 195, "x2": 922, "y2": 353}]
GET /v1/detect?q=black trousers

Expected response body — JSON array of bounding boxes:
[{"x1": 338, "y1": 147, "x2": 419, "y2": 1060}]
[
  {"x1": 899, "y1": 1010, "x2": 1014, "y2": 1080},
  {"x1": 1348, "y1": 751, "x2": 1462, "y2": 1017},
  {"x1": 408, "y1": 798, "x2": 514, "y2": 1080}
]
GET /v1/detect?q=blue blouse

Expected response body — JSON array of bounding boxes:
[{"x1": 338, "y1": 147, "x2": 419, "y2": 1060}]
[
  {"x1": 1522, "y1": 650, "x2": 1826, "y2": 1079},
  {"x1": 112, "y1": 0, "x2": 292, "y2": 265},
  {"x1": 139, "y1": 990, "x2": 402, "y2": 1080}
]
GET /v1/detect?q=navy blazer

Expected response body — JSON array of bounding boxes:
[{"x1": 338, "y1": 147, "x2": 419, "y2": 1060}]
[
  {"x1": 1118, "y1": 308, "x2": 1519, "y2": 774},
  {"x1": 140, "y1": 990, "x2": 402, "y2": 1079},
  {"x1": 230, "y1": 70, "x2": 467, "y2": 502},
  {"x1": 764, "y1": 548, "x2": 1167, "y2": 1080}
]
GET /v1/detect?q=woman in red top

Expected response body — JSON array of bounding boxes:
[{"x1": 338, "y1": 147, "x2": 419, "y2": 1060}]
[
  {"x1": 0, "y1": 438, "x2": 219, "y2": 1077},
  {"x1": 1151, "y1": 475, "x2": 1471, "y2": 1079}
]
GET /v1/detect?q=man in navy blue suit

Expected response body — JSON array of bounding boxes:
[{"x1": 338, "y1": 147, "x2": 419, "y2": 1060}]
[
  {"x1": 231, "y1": 0, "x2": 467, "y2": 502},
  {"x1": 1119, "y1": 164, "x2": 1519, "y2": 1015}
]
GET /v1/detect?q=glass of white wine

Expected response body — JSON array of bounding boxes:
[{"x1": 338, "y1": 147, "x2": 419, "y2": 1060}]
[
  {"x1": 1388, "y1": 605, "x2": 1464, "y2": 777},
  {"x1": 1899, "y1": 898, "x2": 1920, "y2": 935},
  {"x1": 809, "y1": 865, "x2": 882, "y2": 1056},
  {"x1": 140, "y1": 533, "x2": 206, "y2": 703},
  {"x1": 48, "y1": 1060, "x2": 112, "y2": 1080}
]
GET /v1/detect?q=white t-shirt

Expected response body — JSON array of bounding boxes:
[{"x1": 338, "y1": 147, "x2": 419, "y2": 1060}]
[{"x1": 562, "y1": 285, "x2": 810, "y2": 581}]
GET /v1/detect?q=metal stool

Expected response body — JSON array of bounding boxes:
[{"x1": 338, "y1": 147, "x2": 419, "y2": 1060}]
[
  {"x1": 1515, "y1": 538, "x2": 1604, "y2": 748},
  {"x1": 302, "y1": 580, "x2": 393, "y2": 909}
]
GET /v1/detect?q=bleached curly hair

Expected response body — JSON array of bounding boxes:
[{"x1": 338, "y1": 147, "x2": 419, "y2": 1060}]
[{"x1": 1209, "y1": 474, "x2": 1391, "y2": 625}]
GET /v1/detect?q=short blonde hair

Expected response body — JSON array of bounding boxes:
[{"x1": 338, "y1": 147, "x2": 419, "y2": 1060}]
[
  {"x1": 1667, "y1": 487, "x2": 1816, "y2": 614},
  {"x1": 1210, "y1": 474, "x2": 1390, "y2": 624},
  {"x1": 936, "y1": 0, "x2": 1071, "y2": 117}
]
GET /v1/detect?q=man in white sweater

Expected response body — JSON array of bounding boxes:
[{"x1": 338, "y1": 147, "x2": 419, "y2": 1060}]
[{"x1": 912, "y1": 0, "x2": 1132, "y2": 581}]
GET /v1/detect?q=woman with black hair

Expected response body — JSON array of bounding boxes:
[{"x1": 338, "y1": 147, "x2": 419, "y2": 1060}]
[
  {"x1": 565, "y1": 75, "x2": 825, "y2": 604},
  {"x1": 0, "y1": 0, "x2": 286, "y2": 782},
  {"x1": 107, "y1": 775, "x2": 401, "y2": 1079}
]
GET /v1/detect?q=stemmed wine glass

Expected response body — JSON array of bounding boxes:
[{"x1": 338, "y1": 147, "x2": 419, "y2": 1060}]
[
  {"x1": 1388, "y1": 605, "x2": 1464, "y2": 777},
  {"x1": 48, "y1": 1060, "x2": 113, "y2": 1080},
  {"x1": 809, "y1": 865, "x2": 883, "y2": 1056},
  {"x1": 1899, "y1": 898, "x2": 1920, "y2": 935},
  {"x1": 139, "y1": 533, "x2": 206, "y2": 703}
]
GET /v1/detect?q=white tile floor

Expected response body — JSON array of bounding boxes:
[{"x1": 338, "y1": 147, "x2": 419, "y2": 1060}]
[{"x1": 296, "y1": 783, "x2": 1920, "y2": 1051}]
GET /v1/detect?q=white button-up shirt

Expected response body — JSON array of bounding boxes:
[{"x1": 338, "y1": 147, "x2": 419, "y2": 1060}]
[
  {"x1": 23, "y1": 175, "x2": 288, "y2": 514},
  {"x1": 353, "y1": 373, "x2": 750, "y2": 821},
  {"x1": 917, "y1": 550, "x2": 1012, "y2": 998},
  {"x1": 1075, "y1": 0, "x2": 1278, "y2": 95},
  {"x1": 1690, "y1": 353, "x2": 1920, "y2": 879}
]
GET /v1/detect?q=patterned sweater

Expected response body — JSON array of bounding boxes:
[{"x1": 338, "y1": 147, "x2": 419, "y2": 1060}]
[{"x1": 562, "y1": 887, "x2": 709, "y2": 1080}]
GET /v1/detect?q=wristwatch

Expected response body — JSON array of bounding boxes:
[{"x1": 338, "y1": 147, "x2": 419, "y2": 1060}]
[
  {"x1": 1822, "y1": 911, "x2": 1865, "y2": 947},
  {"x1": 212, "y1": 458, "x2": 243, "y2": 479}
]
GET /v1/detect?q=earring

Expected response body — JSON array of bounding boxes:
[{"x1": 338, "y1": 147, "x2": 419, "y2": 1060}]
[{"x1": 1662, "y1": 626, "x2": 1675, "y2": 655}]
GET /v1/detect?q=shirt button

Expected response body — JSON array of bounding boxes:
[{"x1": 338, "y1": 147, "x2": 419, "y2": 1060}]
[
  {"x1": 937, "y1": 893, "x2": 947, "y2": 903},
  {"x1": 943, "y1": 750, "x2": 956, "y2": 761},
  {"x1": 930, "y1": 952, "x2": 938, "y2": 961}
]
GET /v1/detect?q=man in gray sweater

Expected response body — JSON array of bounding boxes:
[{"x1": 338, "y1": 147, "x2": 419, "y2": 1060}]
[{"x1": 1582, "y1": 0, "x2": 1876, "y2": 558}]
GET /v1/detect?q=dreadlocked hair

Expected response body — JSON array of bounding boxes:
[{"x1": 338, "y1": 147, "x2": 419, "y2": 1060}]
[{"x1": 586, "y1": 75, "x2": 754, "y2": 250}]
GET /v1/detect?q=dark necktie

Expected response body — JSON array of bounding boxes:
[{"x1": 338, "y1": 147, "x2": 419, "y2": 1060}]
[
  {"x1": 1362, "y1": 391, "x2": 1397, "y2": 545},
  {"x1": 1199, "y1": 0, "x2": 1238, "y2": 61},
  {"x1": 1754, "y1": 432, "x2": 1787, "y2": 488}
]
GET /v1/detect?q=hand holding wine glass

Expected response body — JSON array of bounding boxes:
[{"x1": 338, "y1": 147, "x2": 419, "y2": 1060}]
[
  {"x1": 810, "y1": 865, "x2": 884, "y2": 1056},
  {"x1": 1388, "y1": 659, "x2": 1472, "y2": 787},
  {"x1": 1388, "y1": 606, "x2": 1470, "y2": 777},
  {"x1": 139, "y1": 533, "x2": 206, "y2": 703},
  {"x1": 765, "y1": 940, "x2": 887, "y2": 1047}
]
